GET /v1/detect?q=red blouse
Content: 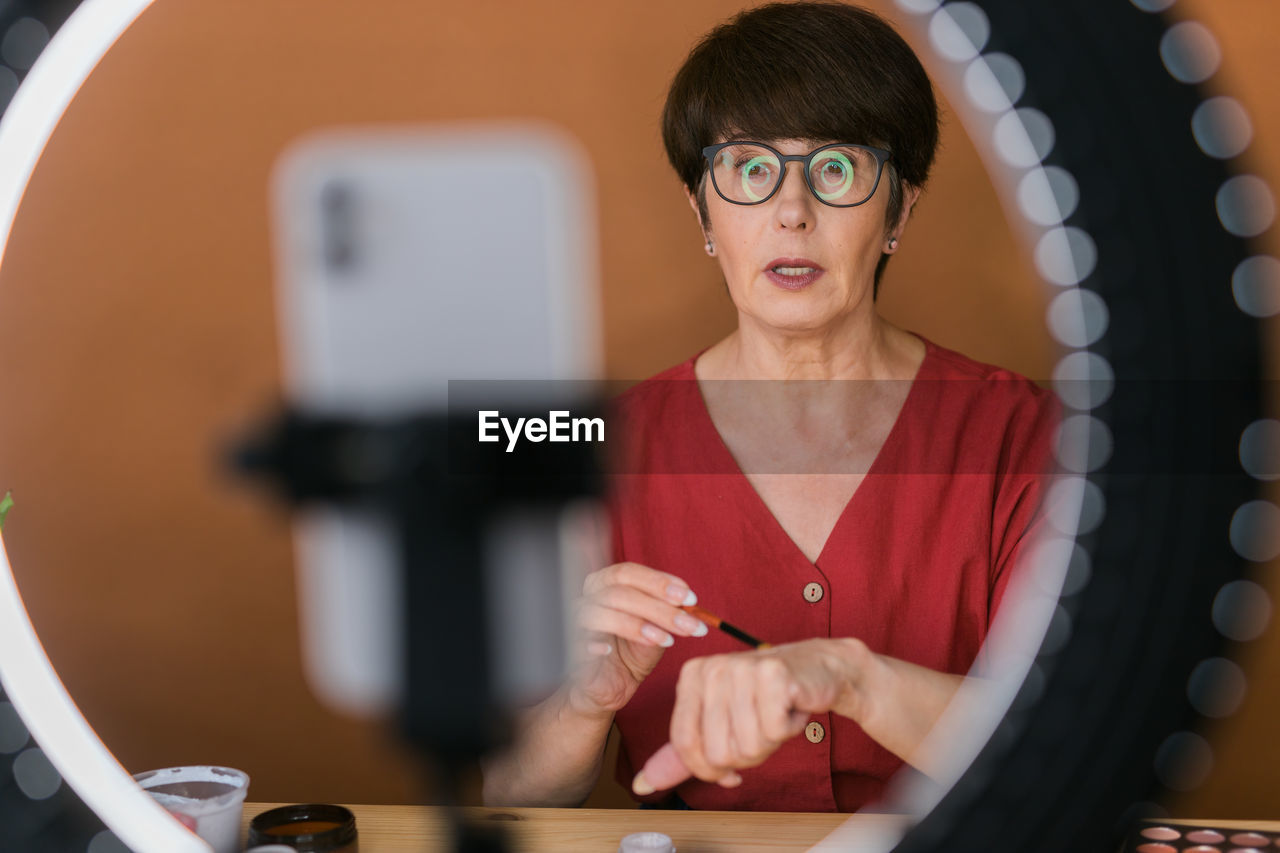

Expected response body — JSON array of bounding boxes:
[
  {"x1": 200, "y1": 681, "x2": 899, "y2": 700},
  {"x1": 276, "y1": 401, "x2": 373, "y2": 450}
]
[{"x1": 606, "y1": 336, "x2": 1058, "y2": 812}]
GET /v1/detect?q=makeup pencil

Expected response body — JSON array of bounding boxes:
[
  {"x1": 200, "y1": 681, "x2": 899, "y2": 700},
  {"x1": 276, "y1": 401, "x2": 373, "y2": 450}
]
[{"x1": 682, "y1": 604, "x2": 771, "y2": 649}]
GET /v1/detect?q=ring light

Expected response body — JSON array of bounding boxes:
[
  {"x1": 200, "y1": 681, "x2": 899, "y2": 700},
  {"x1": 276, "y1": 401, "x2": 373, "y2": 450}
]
[{"x1": 0, "y1": 2, "x2": 1272, "y2": 852}]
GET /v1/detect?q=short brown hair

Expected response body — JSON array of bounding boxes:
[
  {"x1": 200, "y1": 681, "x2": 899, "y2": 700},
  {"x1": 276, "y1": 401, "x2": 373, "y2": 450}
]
[{"x1": 661, "y1": 2, "x2": 939, "y2": 293}]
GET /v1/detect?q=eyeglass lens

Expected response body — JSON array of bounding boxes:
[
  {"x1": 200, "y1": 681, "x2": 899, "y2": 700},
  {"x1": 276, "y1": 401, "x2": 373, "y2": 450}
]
[{"x1": 710, "y1": 144, "x2": 880, "y2": 206}]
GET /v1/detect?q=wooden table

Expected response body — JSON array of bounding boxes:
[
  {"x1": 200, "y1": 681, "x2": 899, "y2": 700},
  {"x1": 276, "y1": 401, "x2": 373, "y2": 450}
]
[
  {"x1": 241, "y1": 803, "x2": 899, "y2": 852},
  {"x1": 241, "y1": 804, "x2": 1280, "y2": 852}
]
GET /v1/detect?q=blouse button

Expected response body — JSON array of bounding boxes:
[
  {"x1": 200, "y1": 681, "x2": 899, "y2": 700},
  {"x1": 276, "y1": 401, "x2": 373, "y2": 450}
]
[
  {"x1": 803, "y1": 582, "x2": 824, "y2": 603},
  {"x1": 805, "y1": 721, "x2": 826, "y2": 743}
]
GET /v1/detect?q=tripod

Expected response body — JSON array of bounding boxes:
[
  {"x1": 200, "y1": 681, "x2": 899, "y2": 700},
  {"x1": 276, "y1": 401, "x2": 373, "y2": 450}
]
[{"x1": 234, "y1": 404, "x2": 603, "y2": 853}]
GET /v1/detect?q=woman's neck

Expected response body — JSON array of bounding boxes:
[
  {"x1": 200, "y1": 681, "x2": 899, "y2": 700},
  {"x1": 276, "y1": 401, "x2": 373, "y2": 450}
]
[{"x1": 697, "y1": 313, "x2": 922, "y2": 382}]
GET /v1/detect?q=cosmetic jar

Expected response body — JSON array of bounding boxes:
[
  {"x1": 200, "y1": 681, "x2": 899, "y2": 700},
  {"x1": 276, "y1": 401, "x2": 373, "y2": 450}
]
[{"x1": 247, "y1": 803, "x2": 358, "y2": 852}]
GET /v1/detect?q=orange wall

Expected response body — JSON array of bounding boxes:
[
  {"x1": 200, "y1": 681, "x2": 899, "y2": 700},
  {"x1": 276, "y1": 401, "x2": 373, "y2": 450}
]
[
  {"x1": 0, "y1": 0, "x2": 1274, "y2": 818},
  {"x1": 1162, "y1": 0, "x2": 1280, "y2": 821}
]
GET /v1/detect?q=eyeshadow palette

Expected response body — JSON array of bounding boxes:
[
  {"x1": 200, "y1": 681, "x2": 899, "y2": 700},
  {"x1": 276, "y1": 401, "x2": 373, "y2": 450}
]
[{"x1": 1128, "y1": 823, "x2": 1280, "y2": 852}]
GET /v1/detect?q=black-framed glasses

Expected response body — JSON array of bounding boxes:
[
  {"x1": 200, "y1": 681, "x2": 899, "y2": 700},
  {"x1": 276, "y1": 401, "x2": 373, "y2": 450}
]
[{"x1": 701, "y1": 141, "x2": 892, "y2": 208}]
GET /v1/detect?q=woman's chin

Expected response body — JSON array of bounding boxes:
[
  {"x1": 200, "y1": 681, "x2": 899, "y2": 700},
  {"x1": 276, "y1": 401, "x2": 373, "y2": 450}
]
[{"x1": 734, "y1": 282, "x2": 866, "y2": 336}]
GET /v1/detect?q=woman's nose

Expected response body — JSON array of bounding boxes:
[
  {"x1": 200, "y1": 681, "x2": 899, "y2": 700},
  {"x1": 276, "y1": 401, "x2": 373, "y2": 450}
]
[{"x1": 773, "y1": 164, "x2": 814, "y2": 230}]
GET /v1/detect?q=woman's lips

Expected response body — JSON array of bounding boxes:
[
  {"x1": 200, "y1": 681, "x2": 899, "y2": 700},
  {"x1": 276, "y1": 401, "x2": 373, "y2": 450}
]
[{"x1": 763, "y1": 258, "x2": 824, "y2": 290}]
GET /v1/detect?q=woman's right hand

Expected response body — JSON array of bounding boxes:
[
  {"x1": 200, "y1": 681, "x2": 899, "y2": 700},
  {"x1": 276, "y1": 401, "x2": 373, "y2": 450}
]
[{"x1": 568, "y1": 562, "x2": 708, "y2": 716}]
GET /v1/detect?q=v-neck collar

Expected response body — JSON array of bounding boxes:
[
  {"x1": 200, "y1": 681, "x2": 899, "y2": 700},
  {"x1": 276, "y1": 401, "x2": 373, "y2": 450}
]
[{"x1": 680, "y1": 334, "x2": 936, "y2": 571}]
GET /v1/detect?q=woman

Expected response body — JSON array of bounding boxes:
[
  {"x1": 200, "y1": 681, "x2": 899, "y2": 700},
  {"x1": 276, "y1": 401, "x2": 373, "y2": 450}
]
[{"x1": 483, "y1": 2, "x2": 1056, "y2": 812}]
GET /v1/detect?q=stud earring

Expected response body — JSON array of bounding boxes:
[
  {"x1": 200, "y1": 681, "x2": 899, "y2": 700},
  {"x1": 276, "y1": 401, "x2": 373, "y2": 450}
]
[
  {"x1": 887, "y1": 237, "x2": 899, "y2": 251},
  {"x1": 704, "y1": 240, "x2": 716, "y2": 257}
]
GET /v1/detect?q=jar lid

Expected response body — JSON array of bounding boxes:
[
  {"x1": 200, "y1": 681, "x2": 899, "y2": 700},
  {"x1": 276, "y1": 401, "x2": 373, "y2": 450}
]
[
  {"x1": 247, "y1": 803, "x2": 357, "y2": 850},
  {"x1": 619, "y1": 831, "x2": 675, "y2": 853}
]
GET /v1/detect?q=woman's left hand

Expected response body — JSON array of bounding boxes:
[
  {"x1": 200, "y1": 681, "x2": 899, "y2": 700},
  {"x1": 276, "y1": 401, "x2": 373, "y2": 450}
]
[
  {"x1": 633, "y1": 636, "x2": 969, "y2": 794},
  {"x1": 632, "y1": 638, "x2": 874, "y2": 794}
]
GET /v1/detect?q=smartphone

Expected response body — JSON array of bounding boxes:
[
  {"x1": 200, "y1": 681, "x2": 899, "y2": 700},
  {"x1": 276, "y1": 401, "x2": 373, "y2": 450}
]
[{"x1": 269, "y1": 124, "x2": 601, "y2": 717}]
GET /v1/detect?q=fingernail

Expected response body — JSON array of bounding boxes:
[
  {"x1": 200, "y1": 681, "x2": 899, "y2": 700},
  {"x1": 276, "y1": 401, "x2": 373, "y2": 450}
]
[
  {"x1": 666, "y1": 584, "x2": 697, "y2": 606},
  {"x1": 587, "y1": 641, "x2": 612, "y2": 656},
  {"x1": 674, "y1": 613, "x2": 708, "y2": 637},
  {"x1": 632, "y1": 771, "x2": 656, "y2": 796},
  {"x1": 720, "y1": 772, "x2": 743, "y2": 788},
  {"x1": 641, "y1": 625, "x2": 675, "y2": 647}
]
